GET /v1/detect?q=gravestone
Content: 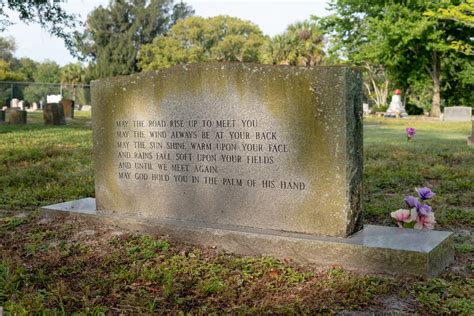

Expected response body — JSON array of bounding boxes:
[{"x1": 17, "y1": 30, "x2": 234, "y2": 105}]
[
  {"x1": 47, "y1": 95, "x2": 62, "y2": 104},
  {"x1": 60, "y1": 99, "x2": 75, "y2": 119},
  {"x1": 0, "y1": 110, "x2": 5, "y2": 123},
  {"x1": 10, "y1": 98, "x2": 19, "y2": 108},
  {"x1": 81, "y1": 105, "x2": 91, "y2": 111},
  {"x1": 443, "y1": 106, "x2": 472, "y2": 121},
  {"x1": 7, "y1": 108, "x2": 27, "y2": 124},
  {"x1": 43, "y1": 103, "x2": 66, "y2": 125},
  {"x1": 41, "y1": 63, "x2": 454, "y2": 277},
  {"x1": 386, "y1": 90, "x2": 407, "y2": 117},
  {"x1": 468, "y1": 121, "x2": 474, "y2": 146}
]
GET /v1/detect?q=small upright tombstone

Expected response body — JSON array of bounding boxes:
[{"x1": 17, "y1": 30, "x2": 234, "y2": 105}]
[
  {"x1": 43, "y1": 103, "x2": 66, "y2": 125},
  {"x1": 386, "y1": 89, "x2": 407, "y2": 118},
  {"x1": 7, "y1": 97, "x2": 27, "y2": 124},
  {"x1": 60, "y1": 99, "x2": 75, "y2": 119},
  {"x1": 443, "y1": 106, "x2": 472, "y2": 122},
  {"x1": 7, "y1": 108, "x2": 27, "y2": 124},
  {"x1": 468, "y1": 121, "x2": 474, "y2": 146},
  {"x1": 10, "y1": 98, "x2": 19, "y2": 108},
  {"x1": 0, "y1": 109, "x2": 5, "y2": 123}
]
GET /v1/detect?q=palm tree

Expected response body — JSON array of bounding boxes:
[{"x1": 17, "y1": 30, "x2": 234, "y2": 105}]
[
  {"x1": 60, "y1": 63, "x2": 85, "y2": 102},
  {"x1": 266, "y1": 18, "x2": 325, "y2": 66}
]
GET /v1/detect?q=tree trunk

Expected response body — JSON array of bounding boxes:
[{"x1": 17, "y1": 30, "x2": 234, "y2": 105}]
[{"x1": 429, "y1": 51, "x2": 441, "y2": 117}]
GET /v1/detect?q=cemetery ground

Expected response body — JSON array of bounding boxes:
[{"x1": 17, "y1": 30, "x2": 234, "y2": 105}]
[{"x1": 1, "y1": 112, "x2": 473, "y2": 314}]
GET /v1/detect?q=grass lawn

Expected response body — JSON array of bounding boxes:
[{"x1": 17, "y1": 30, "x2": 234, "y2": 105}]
[{"x1": 1, "y1": 112, "x2": 473, "y2": 314}]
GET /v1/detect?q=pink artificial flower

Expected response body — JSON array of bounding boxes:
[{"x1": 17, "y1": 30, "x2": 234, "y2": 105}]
[
  {"x1": 406, "y1": 127, "x2": 416, "y2": 140},
  {"x1": 391, "y1": 208, "x2": 417, "y2": 227},
  {"x1": 414, "y1": 212, "x2": 436, "y2": 230}
]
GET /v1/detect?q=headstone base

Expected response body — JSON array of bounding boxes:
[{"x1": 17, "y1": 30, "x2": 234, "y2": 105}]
[{"x1": 41, "y1": 198, "x2": 454, "y2": 277}]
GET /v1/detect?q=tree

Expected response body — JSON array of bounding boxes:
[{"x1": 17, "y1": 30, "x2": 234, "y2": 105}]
[
  {"x1": 0, "y1": 36, "x2": 16, "y2": 61},
  {"x1": 0, "y1": 0, "x2": 78, "y2": 48},
  {"x1": 74, "y1": 0, "x2": 194, "y2": 78},
  {"x1": 61, "y1": 63, "x2": 86, "y2": 101},
  {"x1": 264, "y1": 18, "x2": 325, "y2": 66},
  {"x1": 23, "y1": 60, "x2": 61, "y2": 103},
  {"x1": 322, "y1": 0, "x2": 473, "y2": 116},
  {"x1": 138, "y1": 15, "x2": 267, "y2": 70},
  {"x1": 12, "y1": 57, "x2": 38, "y2": 82}
]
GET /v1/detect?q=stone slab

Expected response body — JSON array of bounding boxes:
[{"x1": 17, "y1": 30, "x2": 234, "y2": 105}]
[
  {"x1": 468, "y1": 121, "x2": 474, "y2": 146},
  {"x1": 6, "y1": 108, "x2": 27, "y2": 124},
  {"x1": 443, "y1": 106, "x2": 472, "y2": 121},
  {"x1": 40, "y1": 198, "x2": 454, "y2": 277},
  {"x1": 91, "y1": 64, "x2": 363, "y2": 238},
  {"x1": 60, "y1": 99, "x2": 75, "y2": 119},
  {"x1": 44, "y1": 103, "x2": 66, "y2": 125}
]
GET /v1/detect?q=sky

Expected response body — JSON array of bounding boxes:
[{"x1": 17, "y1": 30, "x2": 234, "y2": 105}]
[{"x1": 1, "y1": 0, "x2": 330, "y2": 66}]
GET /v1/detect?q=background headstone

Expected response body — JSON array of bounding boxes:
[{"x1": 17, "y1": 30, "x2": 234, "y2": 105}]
[
  {"x1": 10, "y1": 98, "x2": 19, "y2": 108},
  {"x1": 47, "y1": 95, "x2": 62, "y2": 104},
  {"x1": 80, "y1": 105, "x2": 91, "y2": 111},
  {"x1": 443, "y1": 106, "x2": 472, "y2": 121},
  {"x1": 60, "y1": 99, "x2": 75, "y2": 119},
  {"x1": 0, "y1": 110, "x2": 5, "y2": 123},
  {"x1": 7, "y1": 108, "x2": 27, "y2": 124},
  {"x1": 92, "y1": 64, "x2": 363, "y2": 238},
  {"x1": 468, "y1": 121, "x2": 474, "y2": 146},
  {"x1": 43, "y1": 103, "x2": 66, "y2": 125}
]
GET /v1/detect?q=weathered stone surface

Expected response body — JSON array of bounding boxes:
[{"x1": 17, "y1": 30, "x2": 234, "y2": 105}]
[
  {"x1": 43, "y1": 103, "x2": 66, "y2": 125},
  {"x1": 91, "y1": 64, "x2": 363, "y2": 238},
  {"x1": 40, "y1": 198, "x2": 455, "y2": 277},
  {"x1": 7, "y1": 108, "x2": 27, "y2": 124},
  {"x1": 468, "y1": 121, "x2": 474, "y2": 146},
  {"x1": 60, "y1": 99, "x2": 75, "y2": 119},
  {"x1": 443, "y1": 106, "x2": 472, "y2": 121}
]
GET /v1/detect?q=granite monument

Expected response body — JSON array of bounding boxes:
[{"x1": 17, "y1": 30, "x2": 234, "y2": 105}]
[{"x1": 42, "y1": 63, "x2": 453, "y2": 277}]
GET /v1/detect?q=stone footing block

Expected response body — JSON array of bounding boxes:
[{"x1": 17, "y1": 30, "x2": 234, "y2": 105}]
[{"x1": 41, "y1": 198, "x2": 454, "y2": 278}]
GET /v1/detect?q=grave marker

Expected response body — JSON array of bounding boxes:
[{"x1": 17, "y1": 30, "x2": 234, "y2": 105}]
[{"x1": 41, "y1": 63, "x2": 454, "y2": 276}]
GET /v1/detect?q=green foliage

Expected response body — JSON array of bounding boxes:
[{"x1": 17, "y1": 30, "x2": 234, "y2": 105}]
[
  {"x1": 74, "y1": 0, "x2": 194, "y2": 78},
  {"x1": 22, "y1": 60, "x2": 61, "y2": 103},
  {"x1": 405, "y1": 103, "x2": 424, "y2": 115},
  {"x1": 0, "y1": 0, "x2": 78, "y2": 48},
  {"x1": 0, "y1": 36, "x2": 15, "y2": 61},
  {"x1": 138, "y1": 15, "x2": 268, "y2": 70},
  {"x1": 322, "y1": 0, "x2": 474, "y2": 115},
  {"x1": 263, "y1": 18, "x2": 325, "y2": 66}
]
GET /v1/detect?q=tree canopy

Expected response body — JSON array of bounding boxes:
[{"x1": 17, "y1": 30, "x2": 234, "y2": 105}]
[
  {"x1": 138, "y1": 15, "x2": 268, "y2": 70},
  {"x1": 74, "y1": 0, "x2": 194, "y2": 78},
  {"x1": 0, "y1": 0, "x2": 78, "y2": 48},
  {"x1": 263, "y1": 18, "x2": 325, "y2": 66},
  {"x1": 322, "y1": 0, "x2": 474, "y2": 116}
]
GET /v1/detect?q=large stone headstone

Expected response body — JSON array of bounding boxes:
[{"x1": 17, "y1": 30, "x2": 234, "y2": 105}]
[
  {"x1": 443, "y1": 106, "x2": 472, "y2": 121},
  {"x1": 60, "y1": 99, "x2": 75, "y2": 119},
  {"x1": 7, "y1": 108, "x2": 27, "y2": 124},
  {"x1": 43, "y1": 103, "x2": 66, "y2": 125},
  {"x1": 92, "y1": 64, "x2": 363, "y2": 238},
  {"x1": 41, "y1": 63, "x2": 454, "y2": 277}
]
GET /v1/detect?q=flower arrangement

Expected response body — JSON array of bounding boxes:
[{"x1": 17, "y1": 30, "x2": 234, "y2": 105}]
[
  {"x1": 391, "y1": 187, "x2": 436, "y2": 229},
  {"x1": 406, "y1": 127, "x2": 416, "y2": 141}
]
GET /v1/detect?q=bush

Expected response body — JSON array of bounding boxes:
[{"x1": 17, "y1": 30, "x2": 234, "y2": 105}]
[{"x1": 405, "y1": 103, "x2": 424, "y2": 115}]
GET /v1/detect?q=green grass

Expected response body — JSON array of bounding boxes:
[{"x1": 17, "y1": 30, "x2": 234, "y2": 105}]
[{"x1": 0, "y1": 113, "x2": 472, "y2": 313}]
